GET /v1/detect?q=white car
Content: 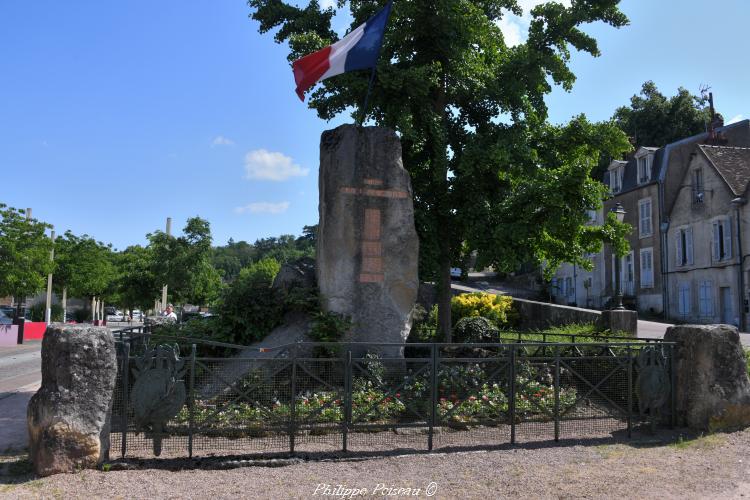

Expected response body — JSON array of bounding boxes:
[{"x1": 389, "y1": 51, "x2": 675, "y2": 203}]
[
  {"x1": 131, "y1": 309, "x2": 143, "y2": 320},
  {"x1": 450, "y1": 267, "x2": 463, "y2": 279},
  {"x1": 107, "y1": 311, "x2": 125, "y2": 322}
]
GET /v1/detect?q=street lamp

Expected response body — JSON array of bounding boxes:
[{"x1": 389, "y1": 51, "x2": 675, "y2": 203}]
[{"x1": 611, "y1": 202, "x2": 627, "y2": 310}]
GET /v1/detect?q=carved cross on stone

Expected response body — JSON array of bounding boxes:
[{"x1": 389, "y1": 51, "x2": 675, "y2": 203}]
[{"x1": 339, "y1": 178, "x2": 409, "y2": 283}]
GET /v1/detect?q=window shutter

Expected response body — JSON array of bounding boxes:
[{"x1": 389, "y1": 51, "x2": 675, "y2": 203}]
[
  {"x1": 676, "y1": 232, "x2": 683, "y2": 266},
  {"x1": 713, "y1": 222, "x2": 721, "y2": 261},
  {"x1": 686, "y1": 227, "x2": 694, "y2": 264},
  {"x1": 724, "y1": 219, "x2": 733, "y2": 259}
]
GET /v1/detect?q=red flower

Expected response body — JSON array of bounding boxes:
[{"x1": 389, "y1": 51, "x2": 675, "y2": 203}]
[
  {"x1": 468, "y1": 396, "x2": 476, "y2": 401},
  {"x1": 482, "y1": 395, "x2": 489, "y2": 401}
]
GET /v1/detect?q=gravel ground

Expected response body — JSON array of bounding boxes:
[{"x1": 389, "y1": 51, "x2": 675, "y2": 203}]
[{"x1": 3, "y1": 428, "x2": 750, "y2": 499}]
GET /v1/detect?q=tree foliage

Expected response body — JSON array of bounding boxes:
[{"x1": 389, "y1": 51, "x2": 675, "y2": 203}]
[
  {"x1": 148, "y1": 217, "x2": 223, "y2": 305},
  {"x1": 249, "y1": 0, "x2": 632, "y2": 338},
  {"x1": 0, "y1": 204, "x2": 53, "y2": 300},
  {"x1": 54, "y1": 231, "x2": 116, "y2": 300},
  {"x1": 613, "y1": 81, "x2": 716, "y2": 149}
]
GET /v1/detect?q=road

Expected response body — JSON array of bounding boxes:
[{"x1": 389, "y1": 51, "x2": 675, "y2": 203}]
[
  {"x1": 0, "y1": 341, "x2": 42, "y2": 452},
  {"x1": 0, "y1": 341, "x2": 42, "y2": 398}
]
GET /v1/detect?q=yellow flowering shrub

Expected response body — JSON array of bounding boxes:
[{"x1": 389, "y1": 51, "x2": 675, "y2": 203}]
[{"x1": 451, "y1": 292, "x2": 515, "y2": 327}]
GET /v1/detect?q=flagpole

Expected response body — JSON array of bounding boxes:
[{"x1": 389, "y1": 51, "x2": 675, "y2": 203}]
[{"x1": 358, "y1": 67, "x2": 377, "y2": 127}]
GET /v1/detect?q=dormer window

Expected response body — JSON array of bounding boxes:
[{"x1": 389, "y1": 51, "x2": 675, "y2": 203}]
[
  {"x1": 609, "y1": 164, "x2": 624, "y2": 193},
  {"x1": 635, "y1": 147, "x2": 655, "y2": 185}
]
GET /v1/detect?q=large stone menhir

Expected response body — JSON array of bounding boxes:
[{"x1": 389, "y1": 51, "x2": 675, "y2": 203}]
[
  {"x1": 317, "y1": 125, "x2": 419, "y2": 355},
  {"x1": 27, "y1": 325, "x2": 117, "y2": 476},
  {"x1": 664, "y1": 324, "x2": 750, "y2": 431}
]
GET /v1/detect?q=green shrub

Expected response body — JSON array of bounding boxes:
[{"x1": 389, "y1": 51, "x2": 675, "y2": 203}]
[
  {"x1": 214, "y1": 258, "x2": 284, "y2": 345},
  {"x1": 745, "y1": 349, "x2": 750, "y2": 378},
  {"x1": 453, "y1": 316, "x2": 499, "y2": 343},
  {"x1": 309, "y1": 311, "x2": 352, "y2": 342},
  {"x1": 28, "y1": 303, "x2": 63, "y2": 322}
]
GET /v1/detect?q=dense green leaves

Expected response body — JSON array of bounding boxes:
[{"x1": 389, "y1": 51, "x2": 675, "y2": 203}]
[
  {"x1": 614, "y1": 81, "x2": 716, "y2": 149},
  {"x1": 249, "y1": 0, "x2": 632, "y2": 338},
  {"x1": 0, "y1": 204, "x2": 53, "y2": 300},
  {"x1": 148, "y1": 217, "x2": 223, "y2": 306},
  {"x1": 54, "y1": 231, "x2": 115, "y2": 300}
]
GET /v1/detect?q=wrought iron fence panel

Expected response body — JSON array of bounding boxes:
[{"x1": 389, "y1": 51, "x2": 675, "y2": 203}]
[{"x1": 111, "y1": 339, "x2": 677, "y2": 459}]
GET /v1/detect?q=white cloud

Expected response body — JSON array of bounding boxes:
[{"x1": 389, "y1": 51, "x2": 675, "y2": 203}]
[
  {"x1": 212, "y1": 135, "x2": 234, "y2": 147},
  {"x1": 727, "y1": 114, "x2": 744, "y2": 125},
  {"x1": 244, "y1": 149, "x2": 309, "y2": 181},
  {"x1": 234, "y1": 201, "x2": 290, "y2": 215},
  {"x1": 497, "y1": 0, "x2": 572, "y2": 47},
  {"x1": 320, "y1": 0, "x2": 336, "y2": 9}
]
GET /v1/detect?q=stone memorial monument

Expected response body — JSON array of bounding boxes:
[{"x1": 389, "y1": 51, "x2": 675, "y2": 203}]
[
  {"x1": 317, "y1": 124, "x2": 419, "y2": 355},
  {"x1": 27, "y1": 324, "x2": 117, "y2": 476}
]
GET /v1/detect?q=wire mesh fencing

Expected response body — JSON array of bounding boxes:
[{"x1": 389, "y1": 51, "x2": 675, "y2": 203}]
[{"x1": 110, "y1": 338, "x2": 676, "y2": 459}]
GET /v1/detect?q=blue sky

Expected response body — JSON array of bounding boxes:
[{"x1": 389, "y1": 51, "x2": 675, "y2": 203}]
[{"x1": 1, "y1": 0, "x2": 749, "y2": 250}]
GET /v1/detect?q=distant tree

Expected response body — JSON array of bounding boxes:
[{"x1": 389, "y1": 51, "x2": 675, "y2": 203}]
[
  {"x1": 0, "y1": 204, "x2": 54, "y2": 312},
  {"x1": 54, "y1": 231, "x2": 116, "y2": 319},
  {"x1": 212, "y1": 238, "x2": 257, "y2": 281},
  {"x1": 149, "y1": 217, "x2": 222, "y2": 306},
  {"x1": 613, "y1": 81, "x2": 717, "y2": 149},
  {"x1": 115, "y1": 245, "x2": 158, "y2": 313}
]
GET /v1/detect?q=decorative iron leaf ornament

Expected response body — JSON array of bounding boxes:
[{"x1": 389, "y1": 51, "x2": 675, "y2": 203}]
[
  {"x1": 130, "y1": 344, "x2": 187, "y2": 456},
  {"x1": 635, "y1": 346, "x2": 670, "y2": 431}
]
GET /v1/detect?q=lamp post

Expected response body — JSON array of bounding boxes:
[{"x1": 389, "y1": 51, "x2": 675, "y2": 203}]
[{"x1": 611, "y1": 202, "x2": 627, "y2": 310}]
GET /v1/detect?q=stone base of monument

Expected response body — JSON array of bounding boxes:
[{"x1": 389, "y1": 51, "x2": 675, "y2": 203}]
[
  {"x1": 664, "y1": 324, "x2": 750, "y2": 431},
  {"x1": 599, "y1": 309, "x2": 637, "y2": 336},
  {"x1": 27, "y1": 324, "x2": 117, "y2": 476}
]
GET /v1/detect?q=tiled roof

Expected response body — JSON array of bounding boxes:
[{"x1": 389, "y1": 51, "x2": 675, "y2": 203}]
[{"x1": 698, "y1": 145, "x2": 750, "y2": 197}]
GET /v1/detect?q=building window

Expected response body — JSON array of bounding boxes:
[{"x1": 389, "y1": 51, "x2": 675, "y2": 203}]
[
  {"x1": 637, "y1": 155, "x2": 652, "y2": 184},
  {"x1": 712, "y1": 218, "x2": 732, "y2": 261},
  {"x1": 638, "y1": 198, "x2": 652, "y2": 237},
  {"x1": 675, "y1": 227, "x2": 693, "y2": 266},
  {"x1": 640, "y1": 248, "x2": 654, "y2": 288},
  {"x1": 698, "y1": 281, "x2": 714, "y2": 319},
  {"x1": 566, "y1": 277, "x2": 574, "y2": 298},
  {"x1": 610, "y1": 166, "x2": 624, "y2": 193},
  {"x1": 586, "y1": 209, "x2": 597, "y2": 224},
  {"x1": 678, "y1": 282, "x2": 691, "y2": 317},
  {"x1": 693, "y1": 169, "x2": 705, "y2": 203}
]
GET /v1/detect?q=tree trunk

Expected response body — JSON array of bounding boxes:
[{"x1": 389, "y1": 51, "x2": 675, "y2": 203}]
[{"x1": 61, "y1": 287, "x2": 67, "y2": 323}]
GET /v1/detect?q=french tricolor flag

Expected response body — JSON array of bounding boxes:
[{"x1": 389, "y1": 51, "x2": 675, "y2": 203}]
[{"x1": 292, "y1": 1, "x2": 393, "y2": 101}]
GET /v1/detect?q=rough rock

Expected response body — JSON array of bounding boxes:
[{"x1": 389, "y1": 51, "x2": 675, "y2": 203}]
[
  {"x1": 27, "y1": 324, "x2": 117, "y2": 476},
  {"x1": 664, "y1": 324, "x2": 750, "y2": 431},
  {"x1": 272, "y1": 256, "x2": 316, "y2": 291},
  {"x1": 317, "y1": 125, "x2": 419, "y2": 356},
  {"x1": 598, "y1": 309, "x2": 638, "y2": 337}
]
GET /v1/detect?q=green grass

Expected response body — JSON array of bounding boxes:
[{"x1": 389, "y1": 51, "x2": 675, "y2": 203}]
[
  {"x1": 745, "y1": 349, "x2": 750, "y2": 378},
  {"x1": 497, "y1": 323, "x2": 636, "y2": 344}
]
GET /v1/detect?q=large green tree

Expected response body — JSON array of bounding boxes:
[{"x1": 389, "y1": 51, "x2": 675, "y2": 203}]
[
  {"x1": 149, "y1": 217, "x2": 223, "y2": 306},
  {"x1": 54, "y1": 231, "x2": 117, "y2": 318},
  {"x1": 0, "y1": 204, "x2": 54, "y2": 312},
  {"x1": 613, "y1": 81, "x2": 717, "y2": 149},
  {"x1": 249, "y1": 0, "x2": 631, "y2": 339}
]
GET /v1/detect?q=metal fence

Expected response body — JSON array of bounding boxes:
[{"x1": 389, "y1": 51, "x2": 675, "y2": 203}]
[{"x1": 110, "y1": 334, "x2": 676, "y2": 459}]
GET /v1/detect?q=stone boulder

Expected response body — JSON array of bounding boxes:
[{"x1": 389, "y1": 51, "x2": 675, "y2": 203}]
[
  {"x1": 27, "y1": 324, "x2": 117, "y2": 476},
  {"x1": 664, "y1": 324, "x2": 750, "y2": 431},
  {"x1": 317, "y1": 125, "x2": 419, "y2": 356},
  {"x1": 272, "y1": 256, "x2": 316, "y2": 291}
]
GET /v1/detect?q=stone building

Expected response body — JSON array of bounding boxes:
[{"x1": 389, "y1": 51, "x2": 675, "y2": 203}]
[
  {"x1": 665, "y1": 144, "x2": 750, "y2": 329},
  {"x1": 553, "y1": 119, "x2": 750, "y2": 317}
]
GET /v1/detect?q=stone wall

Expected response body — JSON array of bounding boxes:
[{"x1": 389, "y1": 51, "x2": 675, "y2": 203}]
[{"x1": 512, "y1": 297, "x2": 637, "y2": 335}]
